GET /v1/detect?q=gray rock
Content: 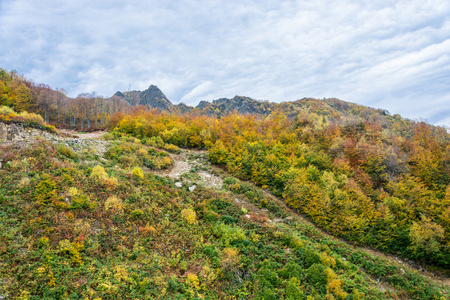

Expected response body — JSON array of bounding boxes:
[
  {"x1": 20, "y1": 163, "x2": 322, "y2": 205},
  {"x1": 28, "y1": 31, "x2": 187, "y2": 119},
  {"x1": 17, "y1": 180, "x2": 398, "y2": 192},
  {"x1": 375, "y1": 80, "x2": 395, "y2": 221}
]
[{"x1": 139, "y1": 85, "x2": 173, "y2": 110}]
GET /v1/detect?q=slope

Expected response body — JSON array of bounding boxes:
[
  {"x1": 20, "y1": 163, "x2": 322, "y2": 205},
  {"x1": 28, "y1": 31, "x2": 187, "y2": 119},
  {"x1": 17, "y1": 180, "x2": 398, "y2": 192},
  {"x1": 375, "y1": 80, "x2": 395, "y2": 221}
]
[{"x1": 0, "y1": 127, "x2": 449, "y2": 299}]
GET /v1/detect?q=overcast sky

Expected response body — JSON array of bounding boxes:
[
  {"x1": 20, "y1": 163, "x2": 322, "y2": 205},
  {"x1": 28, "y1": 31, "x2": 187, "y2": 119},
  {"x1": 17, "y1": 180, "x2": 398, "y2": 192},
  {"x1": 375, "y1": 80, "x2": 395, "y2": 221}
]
[{"x1": 0, "y1": 0, "x2": 449, "y2": 126}]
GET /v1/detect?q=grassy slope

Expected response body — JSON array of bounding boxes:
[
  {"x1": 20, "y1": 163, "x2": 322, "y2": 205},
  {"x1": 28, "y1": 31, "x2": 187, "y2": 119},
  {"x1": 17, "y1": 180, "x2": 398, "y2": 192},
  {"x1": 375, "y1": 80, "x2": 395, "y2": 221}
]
[{"x1": 0, "y1": 133, "x2": 448, "y2": 299}]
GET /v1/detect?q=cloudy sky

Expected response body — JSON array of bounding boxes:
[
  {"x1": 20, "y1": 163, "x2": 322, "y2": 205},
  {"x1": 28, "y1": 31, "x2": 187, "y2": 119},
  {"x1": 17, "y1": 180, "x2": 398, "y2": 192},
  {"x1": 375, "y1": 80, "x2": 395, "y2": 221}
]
[{"x1": 1, "y1": 0, "x2": 449, "y2": 126}]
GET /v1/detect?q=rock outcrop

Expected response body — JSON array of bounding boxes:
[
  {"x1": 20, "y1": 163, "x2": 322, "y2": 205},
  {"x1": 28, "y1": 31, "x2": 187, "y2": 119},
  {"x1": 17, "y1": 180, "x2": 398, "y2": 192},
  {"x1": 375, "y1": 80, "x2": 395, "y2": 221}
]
[
  {"x1": 194, "y1": 96, "x2": 274, "y2": 117},
  {"x1": 0, "y1": 122, "x2": 53, "y2": 142}
]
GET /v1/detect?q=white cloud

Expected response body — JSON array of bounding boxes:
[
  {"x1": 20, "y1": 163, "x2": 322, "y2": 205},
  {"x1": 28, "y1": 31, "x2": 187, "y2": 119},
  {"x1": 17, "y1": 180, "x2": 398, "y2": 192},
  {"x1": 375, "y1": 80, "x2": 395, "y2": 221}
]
[{"x1": 0, "y1": 0, "x2": 449, "y2": 125}]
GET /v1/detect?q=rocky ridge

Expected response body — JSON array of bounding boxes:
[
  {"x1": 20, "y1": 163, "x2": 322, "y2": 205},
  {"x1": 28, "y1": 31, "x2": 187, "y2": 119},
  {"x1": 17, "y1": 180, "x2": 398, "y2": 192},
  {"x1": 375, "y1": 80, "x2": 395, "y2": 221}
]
[{"x1": 111, "y1": 86, "x2": 275, "y2": 116}]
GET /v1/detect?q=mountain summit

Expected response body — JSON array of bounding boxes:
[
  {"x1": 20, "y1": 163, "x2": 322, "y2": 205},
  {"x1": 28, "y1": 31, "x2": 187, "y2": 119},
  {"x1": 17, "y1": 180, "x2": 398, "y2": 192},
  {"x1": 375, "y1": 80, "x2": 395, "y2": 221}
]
[
  {"x1": 112, "y1": 85, "x2": 173, "y2": 111},
  {"x1": 138, "y1": 85, "x2": 172, "y2": 110}
]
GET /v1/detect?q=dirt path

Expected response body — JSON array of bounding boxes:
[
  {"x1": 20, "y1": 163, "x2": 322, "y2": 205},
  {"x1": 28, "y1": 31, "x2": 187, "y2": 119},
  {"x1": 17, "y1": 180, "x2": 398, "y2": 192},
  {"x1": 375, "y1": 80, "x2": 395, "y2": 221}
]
[
  {"x1": 153, "y1": 149, "x2": 223, "y2": 190},
  {"x1": 60, "y1": 129, "x2": 107, "y2": 140},
  {"x1": 57, "y1": 129, "x2": 109, "y2": 156}
]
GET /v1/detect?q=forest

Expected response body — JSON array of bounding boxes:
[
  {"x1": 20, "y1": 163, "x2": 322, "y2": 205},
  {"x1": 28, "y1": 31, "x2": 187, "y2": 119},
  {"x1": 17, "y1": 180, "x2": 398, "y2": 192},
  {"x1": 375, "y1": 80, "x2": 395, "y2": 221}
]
[
  {"x1": 1, "y1": 68, "x2": 449, "y2": 299},
  {"x1": 0, "y1": 69, "x2": 128, "y2": 130}
]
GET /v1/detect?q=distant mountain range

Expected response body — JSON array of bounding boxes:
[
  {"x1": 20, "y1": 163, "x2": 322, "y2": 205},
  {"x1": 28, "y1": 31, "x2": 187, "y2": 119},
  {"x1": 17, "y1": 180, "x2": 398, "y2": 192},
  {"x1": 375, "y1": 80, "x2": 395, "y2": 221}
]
[
  {"x1": 111, "y1": 85, "x2": 276, "y2": 116},
  {"x1": 110, "y1": 84, "x2": 390, "y2": 119}
]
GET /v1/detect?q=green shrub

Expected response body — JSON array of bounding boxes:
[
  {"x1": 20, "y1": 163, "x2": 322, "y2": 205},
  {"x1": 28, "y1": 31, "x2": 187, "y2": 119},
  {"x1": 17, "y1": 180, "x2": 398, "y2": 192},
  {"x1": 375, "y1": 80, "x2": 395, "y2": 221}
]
[
  {"x1": 278, "y1": 261, "x2": 303, "y2": 279},
  {"x1": 212, "y1": 223, "x2": 246, "y2": 246},
  {"x1": 285, "y1": 277, "x2": 304, "y2": 300},
  {"x1": 56, "y1": 144, "x2": 77, "y2": 159},
  {"x1": 163, "y1": 143, "x2": 180, "y2": 154},
  {"x1": 306, "y1": 263, "x2": 327, "y2": 287},
  {"x1": 204, "y1": 210, "x2": 220, "y2": 222},
  {"x1": 220, "y1": 215, "x2": 238, "y2": 224},
  {"x1": 203, "y1": 245, "x2": 218, "y2": 258},
  {"x1": 131, "y1": 209, "x2": 144, "y2": 219},
  {"x1": 70, "y1": 194, "x2": 95, "y2": 210},
  {"x1": 223, "y1": 177, "x2": 238, "y2": 186},
  {"x1": 145, "y1": 136, "x2": 165, "y2": 148},
  {"x1": 303, "y1": 248, "x2": 321, "y2": 268}
]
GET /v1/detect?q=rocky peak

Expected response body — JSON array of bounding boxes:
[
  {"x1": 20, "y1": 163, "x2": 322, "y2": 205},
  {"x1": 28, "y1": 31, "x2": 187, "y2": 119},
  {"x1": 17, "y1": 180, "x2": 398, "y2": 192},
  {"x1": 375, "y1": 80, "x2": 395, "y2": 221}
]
[
  {"x1": 138, "y1": 85, "x2": 173, "y2": 111},
  {"x1": 195, "y1": 96, "x2": 273, "y2": 116}
]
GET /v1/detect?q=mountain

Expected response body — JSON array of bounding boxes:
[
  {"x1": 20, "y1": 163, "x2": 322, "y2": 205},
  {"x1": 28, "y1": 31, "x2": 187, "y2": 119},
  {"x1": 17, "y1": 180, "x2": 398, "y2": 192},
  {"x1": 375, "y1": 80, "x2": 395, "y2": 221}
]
[
  {"x1": 139, "y1": 84, "x2": 173, "y2": 110},
  {"x1": 112, "y1": 85, "x2": 275, "y2": 117},
  {"x1": 194, "y1": 96, "x2": 275, "y2": 117},
  {"x1": 112, "y1": 85, "x2": 173, "y2": 111},
  {"x1": 112, "y1": 86, "x2": 381, "y2": 121}
]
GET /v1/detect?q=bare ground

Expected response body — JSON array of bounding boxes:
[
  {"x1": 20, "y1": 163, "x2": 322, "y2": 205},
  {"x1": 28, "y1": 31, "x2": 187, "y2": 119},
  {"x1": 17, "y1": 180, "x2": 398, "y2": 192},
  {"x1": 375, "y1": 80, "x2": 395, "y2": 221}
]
[
  {"x1": 154, "y1": 149, "x2": 223, "y2": 190},
  {"x1": 60, "y1": 129, "x2": 107, "y2": 140}
]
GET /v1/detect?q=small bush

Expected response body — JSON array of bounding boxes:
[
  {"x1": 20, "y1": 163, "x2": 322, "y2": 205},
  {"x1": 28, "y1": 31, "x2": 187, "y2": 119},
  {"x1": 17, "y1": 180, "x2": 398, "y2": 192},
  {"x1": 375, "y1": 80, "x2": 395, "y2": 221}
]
[
  {"x1": 220, "y1": 247, "x2": 240, "y2": 270},
  {"x1": 139, "y1": 225, "x2": 157, "y2": 236},
  {"x1": 286, "y1": 277, "x2": 304, "y2": 300},
  {"x1": 204, "y1": 210, "x2": 220, "y2": 222},
  {"x1": 57, "y1": 144, "x2": 77, "y2": 159},
  {"x1": 0, "y1": 105, "x2": 14, "y2": 115},
  {"x1": 181, "y1": 208, "x2": 198, "y2": 225},
  {"x1": 18, "y1": 111, "x2": 45, "y2": 124},
  {"x1": 131, "y1": 209, "x2": 144, "y2": 219},
  {"x1": 163, "y1": 143, "x2": 180, "y2": 154},
  {"x1": 38, "y1": 236, "x2": 49, "y2": 248},
  {"x1": 71, "y1": 194, "x2": 95, "y2": 210},
  {"x1": 278, "y1": 261, "x2": 303, "y2": 279},
  {"x1": 213, "y1": 223, "x2": 246, "y2": 246},
  {"x1": 203, "y1": 245, "x2": 218, "y2": 258},
  {"x1": 91, "y1": 165, "x2": 118, "y2": 187},
  {"x1": 145, "y1": 136, "x2": 165, "y2": 148},
  {"x1": 68, "y1": 187, "x2": 79, "y2": 197},
  {"x1": 220, "y1": 215, "x2": 238, "y2": 224},
  {"x1": 132, "y1": 167, "x2": 145, "y2": 180},
  {"x1": 59, "y1": 239, "x2": 84, "y2": 265},
  {"x1": 137, "y1": 148, "x2": 148, "y2": 156},
  {"x1": 118, "y1": 155, "x2": 136, "y2": 167},
  {"x1": 91, "y1": 165, "x2": 108, "y2": 180},
  {"x1": 105, "y1": 196, "x2": 124, "y2": 215},
  {"x1": 303, "y1": 248, "x2": 321, "y2": 268},
  {"x1": 186, "y1": 273, "x2": 200, "y2": 290},
  {"x1": 306, "y1": 263, "x2": 327, "y2": 287}
]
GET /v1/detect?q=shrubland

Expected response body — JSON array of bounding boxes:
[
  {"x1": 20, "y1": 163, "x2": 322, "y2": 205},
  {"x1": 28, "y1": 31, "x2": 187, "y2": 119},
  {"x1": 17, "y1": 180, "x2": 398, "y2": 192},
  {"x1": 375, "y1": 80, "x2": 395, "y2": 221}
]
[
  {"x1": 1, "y1": 134, "x2": 449, "y2": 299},
  {"x1": 109, "y1": 102, "x2": 450, "y2": 269}
]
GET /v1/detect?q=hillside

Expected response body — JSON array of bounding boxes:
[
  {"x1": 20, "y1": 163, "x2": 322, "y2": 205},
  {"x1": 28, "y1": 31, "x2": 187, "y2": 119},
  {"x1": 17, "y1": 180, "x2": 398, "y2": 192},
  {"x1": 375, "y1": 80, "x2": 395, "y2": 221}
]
[
  {"x1": 1, "y1": 69, "x2": 450, "y2": 298},
  {"x1": 109, "y1": 106, "x2": 450, "y2": 270},
  {"x1": 1, "y1": 124, "x2": 449, "y2": 299}
]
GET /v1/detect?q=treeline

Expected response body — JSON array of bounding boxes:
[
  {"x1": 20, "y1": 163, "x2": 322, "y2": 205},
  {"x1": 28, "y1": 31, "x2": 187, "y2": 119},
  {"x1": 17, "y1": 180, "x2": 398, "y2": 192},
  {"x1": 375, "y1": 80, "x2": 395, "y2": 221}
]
[
  {"x1": 0, "y1": 69, "x2": 128, "y2": 130},
  {"x1": 109, "y1": 104, "x2": 450, "y2": 268}
]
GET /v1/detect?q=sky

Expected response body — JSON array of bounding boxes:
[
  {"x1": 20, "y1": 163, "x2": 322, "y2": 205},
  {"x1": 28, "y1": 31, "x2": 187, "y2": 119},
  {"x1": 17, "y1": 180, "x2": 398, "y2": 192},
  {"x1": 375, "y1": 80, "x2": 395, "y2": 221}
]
[{"x1": 0, "y1": 0, "x2": 449, "y2": 126}]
